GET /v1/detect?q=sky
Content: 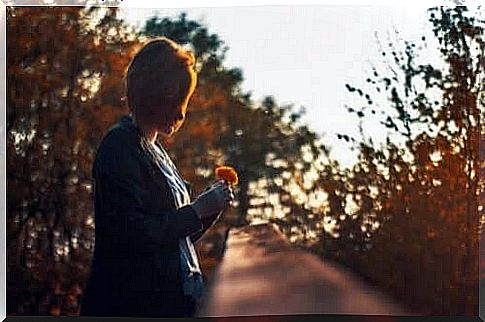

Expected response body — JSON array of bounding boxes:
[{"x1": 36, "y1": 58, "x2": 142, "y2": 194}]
[{"x1": 117, "y1": 4, "x2": 444, "y2": 168}]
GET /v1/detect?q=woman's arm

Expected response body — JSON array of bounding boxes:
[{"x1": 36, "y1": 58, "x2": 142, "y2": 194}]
[{"x1": 94, "y1": 130, "x2": 203, "y2": 254}]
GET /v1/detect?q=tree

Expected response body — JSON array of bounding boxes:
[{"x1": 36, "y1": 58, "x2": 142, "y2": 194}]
[{"x1": 315, "y1": 6, "x2": 483, "y2": 314}]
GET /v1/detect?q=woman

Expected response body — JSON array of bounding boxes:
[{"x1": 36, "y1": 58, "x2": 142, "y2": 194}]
[{"x1": 80, "y1": 37, "x2": 234, "y2": 317}]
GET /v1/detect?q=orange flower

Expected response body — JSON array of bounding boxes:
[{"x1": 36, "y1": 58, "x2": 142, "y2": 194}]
[{"x1": 215, "y1": 166, "x2": 239, "y2": 185}]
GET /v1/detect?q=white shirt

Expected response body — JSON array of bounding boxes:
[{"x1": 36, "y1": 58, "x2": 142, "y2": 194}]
[{"x1": 150, "y1": 141, "x2": 204, "y2": 299}]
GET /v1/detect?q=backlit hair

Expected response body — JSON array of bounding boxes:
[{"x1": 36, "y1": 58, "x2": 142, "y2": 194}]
[{"x1": 125, "y1": 37, "x2": 197, "y2": 119}]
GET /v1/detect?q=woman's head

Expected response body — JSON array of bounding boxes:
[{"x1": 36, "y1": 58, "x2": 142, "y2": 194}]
[{"x1": 126, "y1": 37, "x2": 197, "y2": 137}]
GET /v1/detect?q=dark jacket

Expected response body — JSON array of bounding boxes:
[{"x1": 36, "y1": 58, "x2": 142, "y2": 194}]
[{"x1": 80, "y1": 115, "x2": 219, "y2": 317}]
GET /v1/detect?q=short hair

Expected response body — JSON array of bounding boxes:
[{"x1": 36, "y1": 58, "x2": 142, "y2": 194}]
[{"x1": 125, "y1": 37, "x2": 197, "y2": 118}]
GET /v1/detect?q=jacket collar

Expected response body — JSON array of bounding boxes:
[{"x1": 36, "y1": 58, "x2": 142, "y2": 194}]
[
  {"x1": 118, "y1": 114, "x2": 193, "y2": 196},
  {"x1": 119, "y1": 114, "x2": 144, "y2": 138}
]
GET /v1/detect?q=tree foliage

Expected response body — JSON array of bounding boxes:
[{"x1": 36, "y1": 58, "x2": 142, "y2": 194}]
[{"x1": 311, "y1": 6, "x2": 483, "y2": 315}]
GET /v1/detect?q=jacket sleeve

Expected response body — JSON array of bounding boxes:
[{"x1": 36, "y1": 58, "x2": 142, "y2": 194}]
[{"x1": 95, "y1": 133, "x2": 203, "y2": 253}]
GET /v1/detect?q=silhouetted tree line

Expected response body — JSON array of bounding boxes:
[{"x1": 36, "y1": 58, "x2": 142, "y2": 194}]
[{"x1": 6, "y1": 5, "x2": 483, "y2": 316}]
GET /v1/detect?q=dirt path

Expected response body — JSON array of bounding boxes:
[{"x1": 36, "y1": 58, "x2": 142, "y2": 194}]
[{"x1": 196, "y1": 223, "x2": 415, "y2": 317}]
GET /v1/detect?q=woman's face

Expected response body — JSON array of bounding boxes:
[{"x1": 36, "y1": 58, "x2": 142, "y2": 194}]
[
  {"x1": 156, "y1": 95, "x2": 190, "y2": 138},
  {"x1": 135, "y1": 69, "x2": 197, "y2": 139},
  {"x1": 156, "y1": 76, "x2": 196, "y2": 138}
]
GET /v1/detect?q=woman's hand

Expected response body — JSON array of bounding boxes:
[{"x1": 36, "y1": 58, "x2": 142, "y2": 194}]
[
  {"x1": 202, "y1": 180, "x2": 235, "y2": 205},
  {"x1": 190, "y1": 180, "x2": 235, "y2": 219}
]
